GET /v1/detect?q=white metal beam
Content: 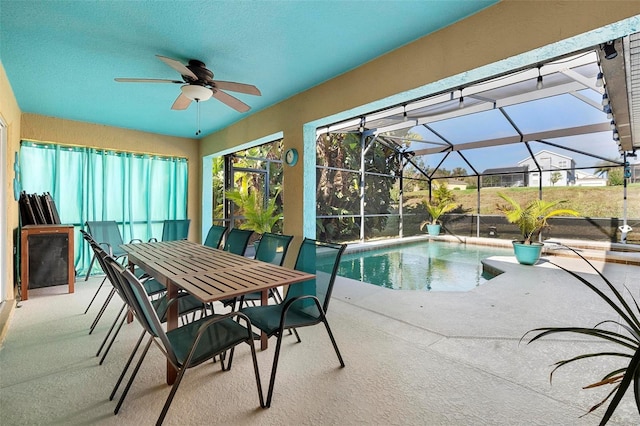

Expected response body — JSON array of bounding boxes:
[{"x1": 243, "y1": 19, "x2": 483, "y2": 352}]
[{"x1": 412, "y1": 122, "x2": 611, "y2": 156}]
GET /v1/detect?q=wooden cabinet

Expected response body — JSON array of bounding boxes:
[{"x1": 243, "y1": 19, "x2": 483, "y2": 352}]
[{"x1": 20, "y1": 225, "x2": 74, "y2": 300}]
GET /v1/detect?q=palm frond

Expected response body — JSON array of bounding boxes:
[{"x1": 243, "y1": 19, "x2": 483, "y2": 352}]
[
  {"x1": 551, "y1": 355, "x2": 630, "y2": 384},
  {"x1": 496, "y1": 194, "x2": 578, "y2": 244},
  {"x1": 579, "y1": 385, "x2": 621, "y2": 419},
  {"x1": 599, "y1": 348, "x2": 640, "y2": 424},
  {"x1": 526, "y1": 327, "x2": 638, "y2": 351}
]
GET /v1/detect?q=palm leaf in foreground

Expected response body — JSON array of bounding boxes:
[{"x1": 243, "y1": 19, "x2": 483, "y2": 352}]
[{"x1": 522, "y1": 243, "x2": 640, "y2": 424}]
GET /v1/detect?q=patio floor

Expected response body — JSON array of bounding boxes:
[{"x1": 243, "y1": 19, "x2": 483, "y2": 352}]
[{"x1": 0, "y1": 254, "x2": 638, "y2": 425}]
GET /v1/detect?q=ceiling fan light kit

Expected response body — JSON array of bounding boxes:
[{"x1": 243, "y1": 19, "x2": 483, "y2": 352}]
[{"x1": 180, "y1": 84, "x2": 212, "y2": 101}]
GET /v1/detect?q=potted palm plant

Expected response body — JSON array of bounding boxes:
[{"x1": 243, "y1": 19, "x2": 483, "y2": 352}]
[
  {"x1": 419, "y1": 200, "x2": 458, "y2": 236},
  {"x1": 226, "y1": 189, "x2": 279, "y2": 234},
  {"x1": 225, "y1": 185, "x2": 281, "y2": 258},
  {"x1": 496, "y1": 192, "x2": 579, "y2": 265}
]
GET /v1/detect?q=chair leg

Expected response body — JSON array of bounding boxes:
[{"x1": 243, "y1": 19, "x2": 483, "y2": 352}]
[
  {"x1": 321, "y1": 316, "x2": 345, "y2": 368},
  {"x1": 221, "y1": 348, "x2": 233, "y2": 371},
  {"x1": 220, "y1": 337, "x2": 264, "y2": 408},
  {"x1": 292, "y1": 328, "x2": 301, "y2": 342},
  {"x1": 114, "y1": 336, "x2": 154, "y2": 414},
  {"x1": 99, "y1": 308, "x2": 129, "y2": 365},
  {"x1": 110, "y1": 330, "x2": 145, "y2": 401},
  {"x1": 156, "y1": 361, "x2": 190, "y2": 425},
  {"x1": 232, "y1": 296, "x2": 242, "y2": 312},
  {"x1": 248, "y1": 340, "x2": 265, "y2": 408},
  {"x1": 84, "y1": 253, "x2": 96, "y2": 281},
  {"x1": 96, "y1": 302, "x2": 126, "y2": 357},
  {"x1": 271, "y1": 288, "x2": 283, "y2": 304},
  {"x1": 89, "y1": 287, "x2": 115, "y2": 334},
  {"x1": 83, "y1": 276, "x2": 107, "y2": 314},
  {"x1": 265, "y1": 333, "x2": 285, "y2": 408}
]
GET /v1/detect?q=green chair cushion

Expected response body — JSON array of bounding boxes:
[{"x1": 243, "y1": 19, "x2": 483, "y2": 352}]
[
  {"x1": 167, "y1": 316, "x2": 252, "y2": 367},
  {"x1": 152, "y1": 294, "x2": 205, "y2": 322},
  {"x1": 142, "y1": 278, "x2": 166, "y2": 296},
  {"x1": 242, "y1": 303, "x2": 320, "y2": 336}
]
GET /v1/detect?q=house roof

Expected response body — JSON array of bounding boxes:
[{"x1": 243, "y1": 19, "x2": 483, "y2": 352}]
[
  {"x1": 517, "y1": 150, "x2": 575, "y2": 165},
  {"x1": 481, "y1": 166, "x2": 529, "y2": 175}
]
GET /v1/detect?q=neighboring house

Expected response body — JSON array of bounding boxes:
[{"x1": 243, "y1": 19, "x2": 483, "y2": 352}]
[
  {"x1": 574, "y1": 170, "x2": 607, "y2": 186},
  {"x1": 480, "y1": 166, "x2": 529, "y2": 188},
  {"x1": 518, "y1": 150, "x2": 575, "y2": 187},
  {"x1": 446, "y1": 180, "x2": 468, "y2": 190}
]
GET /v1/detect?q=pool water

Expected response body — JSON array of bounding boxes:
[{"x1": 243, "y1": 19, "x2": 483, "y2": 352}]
[{"x1": 329, "y1": 240, "x2": 512, "y2": 292}]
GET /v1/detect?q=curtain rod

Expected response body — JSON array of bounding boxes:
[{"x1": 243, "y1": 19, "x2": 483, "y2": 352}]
[{"x1": 20, "y1": 139, "x2": 188, "y2": 161}]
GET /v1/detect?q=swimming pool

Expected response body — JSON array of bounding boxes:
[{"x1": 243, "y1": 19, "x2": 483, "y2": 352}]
[{"x1": 331, "y1": 240, "x2": 512, "y2": 292}]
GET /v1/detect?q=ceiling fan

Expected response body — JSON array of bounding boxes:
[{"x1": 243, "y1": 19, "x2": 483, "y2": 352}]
[{"x1": 115, "y1": 55, "x2": 261, "y2": 113}]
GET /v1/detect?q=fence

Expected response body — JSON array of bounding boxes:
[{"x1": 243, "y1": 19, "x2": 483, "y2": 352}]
[{"x1": 430, "y1": 214, "x2": 640, "y2": 244}]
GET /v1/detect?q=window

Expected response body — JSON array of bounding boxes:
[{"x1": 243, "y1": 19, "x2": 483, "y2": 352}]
[{"x1": 212, "y1": 139, "x2": 284, "y2": 232}]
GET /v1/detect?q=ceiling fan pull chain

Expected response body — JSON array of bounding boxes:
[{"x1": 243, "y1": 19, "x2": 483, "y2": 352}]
[{"x1": 196, "y1": 99, "x2": 201, "y2": 136}]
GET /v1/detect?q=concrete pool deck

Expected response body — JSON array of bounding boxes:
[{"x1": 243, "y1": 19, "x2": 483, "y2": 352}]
[
  {"x1": 1, "y1": 252, "x2": 639, "y2": 424},
  {"x1": 329, "y1": 252, "x2": 639, "y2": 424}
]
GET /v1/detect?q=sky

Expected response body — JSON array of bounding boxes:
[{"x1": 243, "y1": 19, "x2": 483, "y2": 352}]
[{"x1": 405, "y1": 90, "x2": 632, "y2": 175}]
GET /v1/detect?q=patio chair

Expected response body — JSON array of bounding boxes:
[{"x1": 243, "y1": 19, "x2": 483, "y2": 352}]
[
  {"x1": 83, "y1": 221, "x2": 129, "y2": 314},
  {"x1": 203, "y1": 224, "x2": 228, "y2": 249},
  {"x1": 82, "y1": 229, "x2": 166, "y2": 333},
  {"x1": 107, "y1": 257, "x2": 264, "y2": 424},
  {"x1": 83, "y1": 222, "x2": 150, "y2": 312},
  {"x1": 224, "y1": 232, "x2": 293, "y2": 310},
  {"x1": 222, "y1": 228, "x2": 253, "y2": 256},
  {"x1": 160, "y1": 219, "x2": 190, "y2": 241},
  {"x1": 81, "y1": 233, "x2": 159, "y2": 337},
  {"x1": 90, "y1": 241, "x2": 205, "y2": 365},
  {"x1": 240, "y1": 238, "x2": 347, "y2": 407}
]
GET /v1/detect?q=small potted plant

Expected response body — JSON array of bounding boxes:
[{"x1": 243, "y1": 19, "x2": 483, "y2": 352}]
[
  {"x1": 419, "y1": 200, "x2": 458, "y2": 236},
  {"x1": 496, "y1": 192, "x2": 579, "y2": 265}
]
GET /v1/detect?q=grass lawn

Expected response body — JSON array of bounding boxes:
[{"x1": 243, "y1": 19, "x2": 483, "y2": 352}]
[{"x1": 405, "y1": 184, "x2": 640, "y2": 218}]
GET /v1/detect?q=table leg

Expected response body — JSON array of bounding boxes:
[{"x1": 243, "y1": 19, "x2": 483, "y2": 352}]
[
  {"x1": 166, "y1": 282, "x2": 179, "y2": 385},
  {"x1": 260, "y1": 289, "x2": 268, "y2": 350},
  {"x1": 126, "y1": 263, "x2": 135, "y2": 324}
]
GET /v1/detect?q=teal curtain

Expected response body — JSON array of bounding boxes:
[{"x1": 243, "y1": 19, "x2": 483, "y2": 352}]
[{"x1": 19, "y1": 141, "x2": 188, "y2": 275}]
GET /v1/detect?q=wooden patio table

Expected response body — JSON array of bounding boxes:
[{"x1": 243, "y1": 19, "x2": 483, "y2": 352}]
[{"x1": 120, "y1": 239, "x2": 314, "y2": 385}]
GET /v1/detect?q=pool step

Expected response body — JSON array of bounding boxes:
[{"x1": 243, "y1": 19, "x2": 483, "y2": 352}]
[{"x1": 544, "y1": 244, "x2": 640, "y2": 266}]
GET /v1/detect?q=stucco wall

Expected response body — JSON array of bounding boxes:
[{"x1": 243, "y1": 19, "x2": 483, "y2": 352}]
[
  {"x1": 199, "y1": 0, "x2": 640, "y2": 243},
  {"x1": 0, "y1": 61, "x2": 22, "y2": 302},
  {"x1": 20, "y1": 114, "x2": 201, "y2": 243}
]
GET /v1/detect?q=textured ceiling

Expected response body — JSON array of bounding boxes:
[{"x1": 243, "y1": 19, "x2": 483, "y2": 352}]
[{"x1": 0, "y1": 0, "x2": 497, "y2": 138}]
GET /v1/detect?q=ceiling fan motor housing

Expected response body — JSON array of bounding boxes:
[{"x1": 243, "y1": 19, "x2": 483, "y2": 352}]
[{"x1": 186, "y1": 60, "x2": 214, "y2": 83}]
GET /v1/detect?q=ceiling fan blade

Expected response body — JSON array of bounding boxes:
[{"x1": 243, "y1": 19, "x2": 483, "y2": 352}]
[
  {"x1": 213, "y1": 81, "x2": 261, "y2": 96},
  {"x1": 212, "y1": 89, "x2": 251, "y2": 112},
  {"x1": 115, "y1": 78, "x2": 183, "y2": 84},
  {"x1": 156, "y1": 55, "x2": 198, "y2": 80},
  {"x1": 171, "y1": 93, "x2": 192, "y2": 110}
]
